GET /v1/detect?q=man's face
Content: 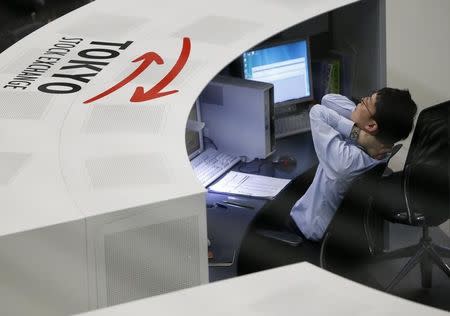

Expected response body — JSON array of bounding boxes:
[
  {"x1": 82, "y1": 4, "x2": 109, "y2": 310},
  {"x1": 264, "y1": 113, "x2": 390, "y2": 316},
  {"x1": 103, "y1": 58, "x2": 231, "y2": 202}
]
[{"x1": 351, "y1": 92, "x2": 378, "y2": 134}]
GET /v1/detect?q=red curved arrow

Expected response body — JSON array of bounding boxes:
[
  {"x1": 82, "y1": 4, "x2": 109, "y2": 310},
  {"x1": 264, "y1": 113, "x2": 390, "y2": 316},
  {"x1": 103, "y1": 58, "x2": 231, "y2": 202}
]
[
  {"x1": 83, "y1": 52, "x2": 164, "y2": 104},
  {"x1": 130, "y1": 37, "x2": 191, "y2": 102}
]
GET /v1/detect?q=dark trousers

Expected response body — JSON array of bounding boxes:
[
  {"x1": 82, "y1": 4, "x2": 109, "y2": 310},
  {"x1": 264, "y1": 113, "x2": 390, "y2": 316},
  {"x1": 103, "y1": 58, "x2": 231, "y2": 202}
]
[{"x1": 237, "y1": 165, "x2": 320, "y2": 275}]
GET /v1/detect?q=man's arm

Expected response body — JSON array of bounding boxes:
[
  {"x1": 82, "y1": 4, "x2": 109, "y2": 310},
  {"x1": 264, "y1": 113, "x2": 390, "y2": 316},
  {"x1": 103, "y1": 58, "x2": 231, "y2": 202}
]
[
  {"x1": 321, "y1": 94, "x2": 392, "y2": 160},
  {"x1": 321, "y1": 94, "x2": 355, "y2": 119},
  {"x1": 309, "y1": 104, "x2": 364, "y2": 179}
]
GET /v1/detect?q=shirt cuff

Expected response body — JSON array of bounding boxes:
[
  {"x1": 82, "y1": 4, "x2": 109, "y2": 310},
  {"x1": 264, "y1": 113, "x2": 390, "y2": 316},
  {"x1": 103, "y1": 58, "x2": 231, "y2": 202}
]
[{"x1": 336, "y1": 116, "x2": 354, "y2": 138}]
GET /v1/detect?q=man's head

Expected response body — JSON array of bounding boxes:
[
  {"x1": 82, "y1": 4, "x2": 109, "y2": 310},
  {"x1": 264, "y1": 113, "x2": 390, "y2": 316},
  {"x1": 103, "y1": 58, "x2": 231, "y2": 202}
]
[{"x1": 351, "y1": 87, "x2": 417, "y2": 145}]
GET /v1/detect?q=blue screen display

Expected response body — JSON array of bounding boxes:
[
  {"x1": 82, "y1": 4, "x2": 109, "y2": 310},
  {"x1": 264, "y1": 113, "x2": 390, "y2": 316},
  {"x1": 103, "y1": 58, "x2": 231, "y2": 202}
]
[{"x1": 242, "y1": 39, "x2": 311, "y2": 104}]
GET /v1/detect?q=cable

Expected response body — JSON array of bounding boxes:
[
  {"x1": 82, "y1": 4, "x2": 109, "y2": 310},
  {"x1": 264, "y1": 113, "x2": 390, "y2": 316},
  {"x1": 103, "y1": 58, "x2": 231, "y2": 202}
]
[{"x1": 238, "y1": 158, "x2": 271, "y2": 174}]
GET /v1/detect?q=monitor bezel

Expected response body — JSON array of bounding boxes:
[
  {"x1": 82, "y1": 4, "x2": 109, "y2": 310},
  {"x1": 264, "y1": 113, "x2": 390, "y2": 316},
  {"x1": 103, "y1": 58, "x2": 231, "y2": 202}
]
[
  {"x1": 239, "y1": 37, "x2": 314, "y2": 108},
  {"x1": 187, "y1": 99, "x2": 204, "y2": 160}
]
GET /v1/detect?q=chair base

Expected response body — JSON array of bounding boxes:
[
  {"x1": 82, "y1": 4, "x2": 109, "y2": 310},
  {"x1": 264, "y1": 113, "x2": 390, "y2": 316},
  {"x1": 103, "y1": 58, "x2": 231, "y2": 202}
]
[{"x1": 376, "y1": 229, "x2": 450, "y2": 292}]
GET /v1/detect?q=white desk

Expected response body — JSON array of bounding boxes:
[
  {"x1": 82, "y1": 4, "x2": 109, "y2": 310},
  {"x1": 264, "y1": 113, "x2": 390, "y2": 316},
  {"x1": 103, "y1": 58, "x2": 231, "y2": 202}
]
[
  {"x1": 77, "y1": 262, "x2": 448, "y2": 316},
  {"x1": 0, "y1": 0, "x2": 361, "y2": 315}
]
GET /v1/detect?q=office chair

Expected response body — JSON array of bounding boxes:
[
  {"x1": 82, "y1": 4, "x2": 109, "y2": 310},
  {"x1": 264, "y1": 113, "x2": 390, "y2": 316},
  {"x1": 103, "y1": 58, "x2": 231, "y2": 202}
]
[
  {"x1": 369, "y1": 101, "x2": 450, "y2": 292},
  {"x1": 318, "y1": 159, "x2": 395, "y2": 279},
  {"x1": 237, "y1": 150, "x2": 397, "y2": 276}
]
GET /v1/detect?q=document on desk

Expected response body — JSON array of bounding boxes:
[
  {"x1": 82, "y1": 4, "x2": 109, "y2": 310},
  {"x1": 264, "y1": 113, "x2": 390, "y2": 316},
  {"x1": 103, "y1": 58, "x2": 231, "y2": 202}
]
[{"x1": 208, "y1": 171, "x2": 290, "y2": 199}]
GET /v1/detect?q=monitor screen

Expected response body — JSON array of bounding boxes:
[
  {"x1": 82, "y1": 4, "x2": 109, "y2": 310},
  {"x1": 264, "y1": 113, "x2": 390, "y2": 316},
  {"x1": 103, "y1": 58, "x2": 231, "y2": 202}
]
[
  {"x1": 242, "y1": 38, "x2": 312, "y2": 105},
  {"x1": 185, "y1": 100, "x2": 204, "y2": 160}
]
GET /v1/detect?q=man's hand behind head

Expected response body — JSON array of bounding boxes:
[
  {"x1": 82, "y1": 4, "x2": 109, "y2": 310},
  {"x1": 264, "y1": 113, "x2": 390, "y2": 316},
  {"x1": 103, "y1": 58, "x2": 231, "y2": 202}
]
[{"x1": 358, "y1": 130, "x2": 392, "y2": 160}]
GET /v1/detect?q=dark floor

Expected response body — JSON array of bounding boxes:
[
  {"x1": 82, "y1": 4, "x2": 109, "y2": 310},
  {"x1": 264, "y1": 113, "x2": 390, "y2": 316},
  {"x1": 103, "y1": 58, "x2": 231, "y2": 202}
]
[
  {"x1": 209, "y1": 223, "x2": 450, "y2": 312},
  {"x1": 366, "y1": 257, "x2": 450, "y2": 311},
  {"x1": 0, "y1": 0, "x2": 91, "y2": 53},
  {"x1": 362, "y1": 224, "x2": 450, "y2": 311}
]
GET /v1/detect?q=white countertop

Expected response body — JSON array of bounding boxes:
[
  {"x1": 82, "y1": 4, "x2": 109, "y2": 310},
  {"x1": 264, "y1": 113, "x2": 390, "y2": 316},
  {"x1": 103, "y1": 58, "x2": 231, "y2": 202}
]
[
  {"x1": 0, "y1": 0, "x2": 357, "y2": 236},
  {"x1": 76, "y1": 262, "x2": 449, "y2": 316}
]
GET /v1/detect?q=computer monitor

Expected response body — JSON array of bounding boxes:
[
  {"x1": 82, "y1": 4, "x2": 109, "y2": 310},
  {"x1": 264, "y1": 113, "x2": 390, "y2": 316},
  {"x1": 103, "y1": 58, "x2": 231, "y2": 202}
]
[
  {"x1": 185, "y1": 99, "x2": 204, "y2": 160},
  {"x1": 241, "y1": 38, "x2": 313, "y2": 106}
]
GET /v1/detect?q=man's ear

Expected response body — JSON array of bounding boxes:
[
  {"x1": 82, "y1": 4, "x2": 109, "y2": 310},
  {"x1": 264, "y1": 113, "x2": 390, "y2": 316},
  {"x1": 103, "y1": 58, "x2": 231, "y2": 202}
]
[{"x1": 365, "y1": 119, "x2": 378, "y2": 134}]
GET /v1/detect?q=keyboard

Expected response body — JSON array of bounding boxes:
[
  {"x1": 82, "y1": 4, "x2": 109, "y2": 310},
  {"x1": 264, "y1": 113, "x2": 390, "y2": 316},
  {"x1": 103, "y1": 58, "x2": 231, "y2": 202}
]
[
  {"x1": 191, "y1": 148, "x2": 241, "y2": 187},
  {"x1": 275, "y1": 112, "x2": 310, "y2": 139}
]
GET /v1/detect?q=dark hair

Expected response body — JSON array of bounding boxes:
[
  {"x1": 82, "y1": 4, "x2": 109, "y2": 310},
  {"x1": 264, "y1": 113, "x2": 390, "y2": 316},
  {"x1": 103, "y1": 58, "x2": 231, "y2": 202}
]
[{"x1": 373, "y1": 87, "x2": 417, "y2": 145}]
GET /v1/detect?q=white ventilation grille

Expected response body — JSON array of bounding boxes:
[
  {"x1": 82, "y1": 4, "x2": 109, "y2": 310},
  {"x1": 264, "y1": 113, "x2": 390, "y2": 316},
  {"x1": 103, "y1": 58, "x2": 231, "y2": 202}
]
[
  {"x1": 116, "y1": 58, "x2": 201, "y2": 85},
  {"x1": 83, "y1": 104, "x2": 167, "y2": 134},
  {"x1": 115, "y1": 61, "x2": 169, "y2": 84},
  {"x1": 60, "y1": 13, "x2": 147, "y2": 37},
  {"x1": 172, "y1": 15, "x2": 261, "y2": 45},
  {"x1": 115, "y1": 58, "x2": 205, "y2": 98},
  {"x1": 104, "y1": 216, "x2": 201, "y2": 306},
  {"x1": 172, "y1": 59, "x2": 208, "y2": 92},
  {"x1": 0, "y1": 91, "x2": 52, "y2": 119},
  {"x1": 0, "y1": 50, "x2": 47, "y2": 75},
  {"x1": 86, "y1": 153, "x2": 171, "y2": 189},
  {"x1": 0, "y1": 153, "x2": 31, "y2": 185}
]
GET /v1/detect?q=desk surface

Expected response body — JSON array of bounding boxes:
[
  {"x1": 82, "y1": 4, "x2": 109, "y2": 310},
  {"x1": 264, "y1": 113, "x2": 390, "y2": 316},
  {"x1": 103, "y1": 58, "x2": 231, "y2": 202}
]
[
  {"x1": 76, "y1": 262, "x2": 449, "y2": 316},
  {"x1": 206, "y1": 132, "x2": 318, "y2": 281}
]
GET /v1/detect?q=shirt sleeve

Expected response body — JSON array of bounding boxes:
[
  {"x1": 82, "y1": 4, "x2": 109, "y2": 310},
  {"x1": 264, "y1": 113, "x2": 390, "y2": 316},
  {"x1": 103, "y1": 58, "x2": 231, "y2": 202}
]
[
  {"x1": 309, "y1": 104, "x2": 363, "y2": 179},
  {"x1": 321, "y1": 94, "x2": 356, "y2": 119}
]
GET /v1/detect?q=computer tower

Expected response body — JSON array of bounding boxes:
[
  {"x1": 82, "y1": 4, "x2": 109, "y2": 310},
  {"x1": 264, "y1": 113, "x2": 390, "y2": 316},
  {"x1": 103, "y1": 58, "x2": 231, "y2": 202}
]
[{"x1": 199, "y1": 76, "x2": 276, "y2": 160}]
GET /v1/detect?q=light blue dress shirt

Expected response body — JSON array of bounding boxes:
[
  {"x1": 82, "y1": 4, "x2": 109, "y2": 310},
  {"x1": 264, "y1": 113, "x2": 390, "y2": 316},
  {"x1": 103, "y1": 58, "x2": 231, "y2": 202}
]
[{"x1": 290, "y1": 94, "x2": 387, "y2": 241}]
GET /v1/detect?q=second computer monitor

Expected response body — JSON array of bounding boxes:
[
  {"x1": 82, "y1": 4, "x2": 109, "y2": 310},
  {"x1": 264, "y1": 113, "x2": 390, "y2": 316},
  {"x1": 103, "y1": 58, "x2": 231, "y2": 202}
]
[
  {"x1": 185, "y1": 100, "x2": 204, "y2": 160},
  {"x1": 241, "y1": 38, "x2": 313, "y2": 106}
]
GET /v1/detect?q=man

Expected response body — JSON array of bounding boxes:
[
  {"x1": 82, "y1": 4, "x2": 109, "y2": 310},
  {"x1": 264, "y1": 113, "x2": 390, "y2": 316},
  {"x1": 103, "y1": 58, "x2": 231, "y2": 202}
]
[{"x1": 287, "y1": 88, "x2": 417, "y2": 241}]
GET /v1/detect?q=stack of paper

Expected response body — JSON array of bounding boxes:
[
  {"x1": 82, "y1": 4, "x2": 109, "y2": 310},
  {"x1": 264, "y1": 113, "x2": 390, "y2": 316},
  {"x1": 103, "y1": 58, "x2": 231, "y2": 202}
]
[{"x1": 208, "y1": 171, "x2": 291, "y2": 199}]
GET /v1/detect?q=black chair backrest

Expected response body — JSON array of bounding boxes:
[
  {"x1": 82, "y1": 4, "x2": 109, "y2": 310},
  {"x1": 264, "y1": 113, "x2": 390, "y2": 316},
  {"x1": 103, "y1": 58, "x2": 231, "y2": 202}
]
[
  {"x1": 404, "y1": 101, "x2": 450, "y2": 225},
  {"x1": 406, "y1": 101, "x2": 449, "y2": 167},
  {"x1": 406, "y1": 162, "x2": 448, "y2": 226},
  {"x1": 324, "y1": 162, "x2": 388, "y2": 257},
  {"x1": 324, "y1": 143, "x2": 409, "y2": 257}
]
